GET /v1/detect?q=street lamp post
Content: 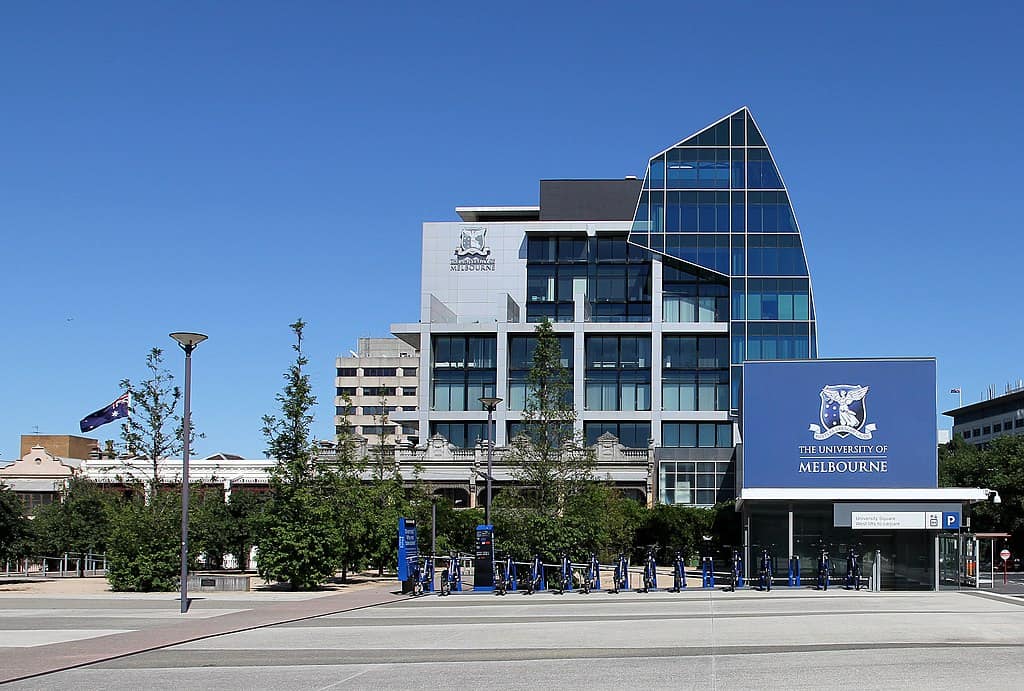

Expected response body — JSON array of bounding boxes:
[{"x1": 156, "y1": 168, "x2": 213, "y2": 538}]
[
  {"x1": 478, "y1": 397, "x2": 502, "y2": 526},
  {"x1": 170, "y1": 332, "x2": 208, "y2": 614}
]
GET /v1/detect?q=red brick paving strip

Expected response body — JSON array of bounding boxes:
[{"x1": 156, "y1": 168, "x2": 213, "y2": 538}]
[{"x1": 1, "y1": 584, "x2": 405, "y2": 684}]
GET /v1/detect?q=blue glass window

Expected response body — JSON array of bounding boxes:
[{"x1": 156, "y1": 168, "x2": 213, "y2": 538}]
[
  {"x1": 662, "y1": 423, "x2": 732, "y2": 448},
  {"x1": 649, "y1": 155, "x2": 665, "y2": 189},
  {"x1": 747, "y1": 148, "x2": 782, "y2": 188},
  {"x1": 745, "y1": 279, "x2": 810, "y2": 320},
  {"x1": 746, "y1": 322, "x2": 810, "y2": 360},
  {"x1": 747, "y1": 235, "x2": 808, "y2": 276},
  {"x1": 585, "y1": 422, "x2": 650, "y2": 448},
  {"x1": 666, "y1": 148, "x2": 731, "y2": 189},
  {"x1": 431, "y1": 422, "x2": 487, "y2": 449}
]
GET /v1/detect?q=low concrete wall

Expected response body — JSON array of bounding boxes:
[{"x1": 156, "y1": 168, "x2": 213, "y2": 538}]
[{"x1": 187, "y1": 573, "x2": 251, "y2": 592}]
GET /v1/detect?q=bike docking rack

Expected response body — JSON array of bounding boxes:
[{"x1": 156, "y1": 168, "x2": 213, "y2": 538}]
[
  {"x1": 669, "y1": 553, "x2": 688, "y2": 592},
  {"x1": 409, "y1": 556, "x2": 436, "y2": 596},
  {"x1": 788, "y1": 556, "x2": 801, "y2": 587},
  {"x1": 701, "y1": 556, "x2": 715, "y2": 589}
]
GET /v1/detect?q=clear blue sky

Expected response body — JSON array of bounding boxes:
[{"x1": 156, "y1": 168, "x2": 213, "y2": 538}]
[{"x1": 2, "y1": 2, "x2": 1021, "y2": 458}]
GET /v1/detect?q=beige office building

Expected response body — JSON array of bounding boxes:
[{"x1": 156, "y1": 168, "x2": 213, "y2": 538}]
[{"x1": 335, "y1": 337, "x2": 420, "y2": 447}]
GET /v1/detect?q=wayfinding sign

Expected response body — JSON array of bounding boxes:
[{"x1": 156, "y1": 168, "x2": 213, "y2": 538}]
[
  {"x1": 850, "y1": 510, "x2": 961, "y2": 530},
  {"x1": 474, "y1": 524, "x2": 495, "y2": 591},
  {"x1": 397, "y1": 517, "x2": 418, "y2": 581}
]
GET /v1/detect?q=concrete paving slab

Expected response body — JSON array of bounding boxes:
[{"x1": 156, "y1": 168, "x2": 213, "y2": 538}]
[
  {"x1": 0, "y1": 584, "x2": 403, "y2": 684},
  {"x1": 6, "y1": 587, "x2": 1024, "y2": 688}
]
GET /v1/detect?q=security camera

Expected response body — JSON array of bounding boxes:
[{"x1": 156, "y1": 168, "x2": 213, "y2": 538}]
[{"x1": 987, "y1": 490, "x2": 1002, "y2": 504}]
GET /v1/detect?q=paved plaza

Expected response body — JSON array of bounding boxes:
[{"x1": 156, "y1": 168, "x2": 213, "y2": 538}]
[{"x1": 3, "y1": 583, "x2": 1024, "y2": 689}]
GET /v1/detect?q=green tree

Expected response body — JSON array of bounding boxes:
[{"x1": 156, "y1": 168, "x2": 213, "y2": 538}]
[
  {"x1": 106, "y1": 489, "x2": 182, "y2": 591},
  {"x1": 192, "y1": 488, "x2": 265, "y2": 571},
  {"x1": 358, "y1": 394, "x2": 410, "y2": 576},
  {"x1": 0, "y1": 486, "x2": 30, "y2": 564},
  {"x1": 29, "y1": 477, "x2": 112, "y2": 574},
  {"x1": 327, "y1": 396, "x2": 369, "y2": 581},
  {"x1": 119, "y1": 347, "x2": 201, "y2": 490},
  {"x1": 255, "y1": 319, "x2": 344, "y2": 589},
  {"x1": 940, "y1": 434, "x2": 1024, "y2": 556},
  {"x1": 504, "y1": 318, "x2": 594, "y2": 516}
]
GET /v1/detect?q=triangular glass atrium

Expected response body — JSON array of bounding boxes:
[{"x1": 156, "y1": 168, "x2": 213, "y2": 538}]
[{"x1": 629, "y1": 107, "x2": 817, "y2": 404}]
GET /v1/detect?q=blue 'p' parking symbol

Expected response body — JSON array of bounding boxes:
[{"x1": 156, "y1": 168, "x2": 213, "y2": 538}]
[{"x1": 942, "y1": 512, "x2": 960, "y2": 529}]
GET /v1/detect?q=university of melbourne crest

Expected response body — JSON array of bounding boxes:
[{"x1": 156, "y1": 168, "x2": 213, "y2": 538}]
[
  {"x1": 455, "y1": 228, "x2": 490, "y2": 258},
  {"x1": 450, "y1": 227, "x2": 495, "y2": 271},
  {"x1": 808, "y1": 384, "x2": 877, "y2": 440}
]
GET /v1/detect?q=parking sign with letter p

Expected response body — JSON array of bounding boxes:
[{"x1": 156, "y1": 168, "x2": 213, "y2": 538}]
[{"x1": 942, "y1": 512, "x2": 960, "y2": 529}]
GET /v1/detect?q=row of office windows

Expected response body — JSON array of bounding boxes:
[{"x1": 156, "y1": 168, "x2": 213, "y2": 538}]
[
  {"x1": 733, "y1": 278, "x2": 812, "y2": 321},
  {"x1": 526, "y1": 236, "x2": 808, "y2": 324},
  {"x1": 961, "y1": 418, "x2": 1024, "y2": 438},
  {"x1": 526, "y1": 235, "x2": 651, "y2": 264},
  {"x1": 731, "y1": 322, "x2": 813, "y2": 363},
  {"x1": 336, "y1": 367, "x2": 417, "y2": 377},
  {"x1": 645, "y1": 147, "x2": 783, "y2": 191},
  {"x1": 428, "y1": 421, "x2": 734, "y2": 450},
  {"x1": 334, "y1": 405, "x2": 403, "y2": 416},
  {"x1": 429, "y1": 335, "x2": 752, "y2": 412},
  {"x1": 526, "y1": 235, "x2": 652, "y2": 323},
  {"x1": 336, "y1": 386, "x2": 417, "y2": 398},
  {"x1": 663, "y1": 265, "x2": 729, "y2": 322},
  {"x1": 508, "y1": 336, "x2": 573, "y2": 411},
  {"x1": 638, "y1": 190, "x2": 795, "y2": 233},
  {"x1": 527, "y1": 264, "x2": 651, "y2": 307},
  {"x1": 427, "y1": 330, "x2": 814, "y2": 412},
  {"x1": 641, "y1": 232, "x2": 808, "y2": 277}
]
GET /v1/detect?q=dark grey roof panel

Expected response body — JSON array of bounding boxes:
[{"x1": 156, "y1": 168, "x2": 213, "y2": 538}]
[{"x1": 539, "y1": 179, "x2": 643, "y2": 221}]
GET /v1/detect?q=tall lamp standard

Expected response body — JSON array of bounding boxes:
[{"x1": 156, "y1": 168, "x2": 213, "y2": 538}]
[
  {"x1": 170, "y1": 332, "x2": 208, "y2": 614},
  {"x1": 478, "y1": 397, "x2": 502, "y2": 526}
]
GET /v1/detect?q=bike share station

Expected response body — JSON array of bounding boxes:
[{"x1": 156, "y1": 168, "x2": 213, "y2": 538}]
[
  {"x1": 739, "y1": 358, "x2": 996, "y2": 591},
  {"x1": 397, "y1": 358, "x2": 1000, "y2": 597}
]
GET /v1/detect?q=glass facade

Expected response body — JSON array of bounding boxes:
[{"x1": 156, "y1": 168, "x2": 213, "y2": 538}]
[
  {"x1": 526, "y1": 235, "x2": 651, "y2": 323},
  {"x1": 431, "y1": 336, "x2": 497, "y2": 411},
  {"x1": 659, "y1": 461, "x2": 734, "y2": 506},
  {"x1": 585, "y1": 336, "x2": 652, "y2": 411},
  {"x1": 629, "y1": 107, "x2": 817, "y2": 410},
  {"x1": 420, "y1": 107, "x2": 817, "y2": 507},
  {"x1": 508, "y1": 335, "x2": 573, "y2": 410}
]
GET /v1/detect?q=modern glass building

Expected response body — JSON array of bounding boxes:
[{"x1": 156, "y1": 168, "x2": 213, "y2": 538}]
[{"x1": 387, "y1": 107, "x2": 818, "y2": 507}]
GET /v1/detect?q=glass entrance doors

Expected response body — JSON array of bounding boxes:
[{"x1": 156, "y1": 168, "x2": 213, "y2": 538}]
[{"x1": 938, "y1": 533, "x2": 960, "y2": 590}]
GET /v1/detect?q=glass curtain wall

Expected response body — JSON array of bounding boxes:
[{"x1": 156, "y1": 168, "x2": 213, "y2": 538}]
[
  {"x1": 628, "y1": 107, "x2": 817, "y2": 409},
  {"x1": 526, "y1": 235, "x2": 652, "y2": 323},
  {"x1": 431, "y1": 335, "x2": 497, "y2": 411},
  {"x1": 507, "y1": 335, "x2": 573, "y2": 410},
  {"x1": 584, "y1": 335, "x2": 652, "y2": 411}
]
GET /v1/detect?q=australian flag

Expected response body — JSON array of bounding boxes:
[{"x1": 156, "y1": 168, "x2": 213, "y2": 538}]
[{"x1": 80, "y1": 392, "x2": 131, "y2": 433}]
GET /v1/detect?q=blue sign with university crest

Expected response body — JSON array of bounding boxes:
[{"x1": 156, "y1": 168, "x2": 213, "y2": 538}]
[{"x1": 742, "y1": 359, "x2": 937, "y2": 489}]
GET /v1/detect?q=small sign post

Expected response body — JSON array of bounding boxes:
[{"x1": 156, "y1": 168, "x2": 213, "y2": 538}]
[{"x1": 1000, "y1": 549, "x2": 1011, "y2": 585}]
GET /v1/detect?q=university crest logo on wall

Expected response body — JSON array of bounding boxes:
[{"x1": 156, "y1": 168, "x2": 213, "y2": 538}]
[
  {"x1": 455, "y1": 228, "x2": 490, "y2": 258},
  {"x1": 808, "y1": 384, "x2": 877, "y2": 440},
  {"x1": 450, "y1": 227, "x2": 495, "y2": 271}
]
